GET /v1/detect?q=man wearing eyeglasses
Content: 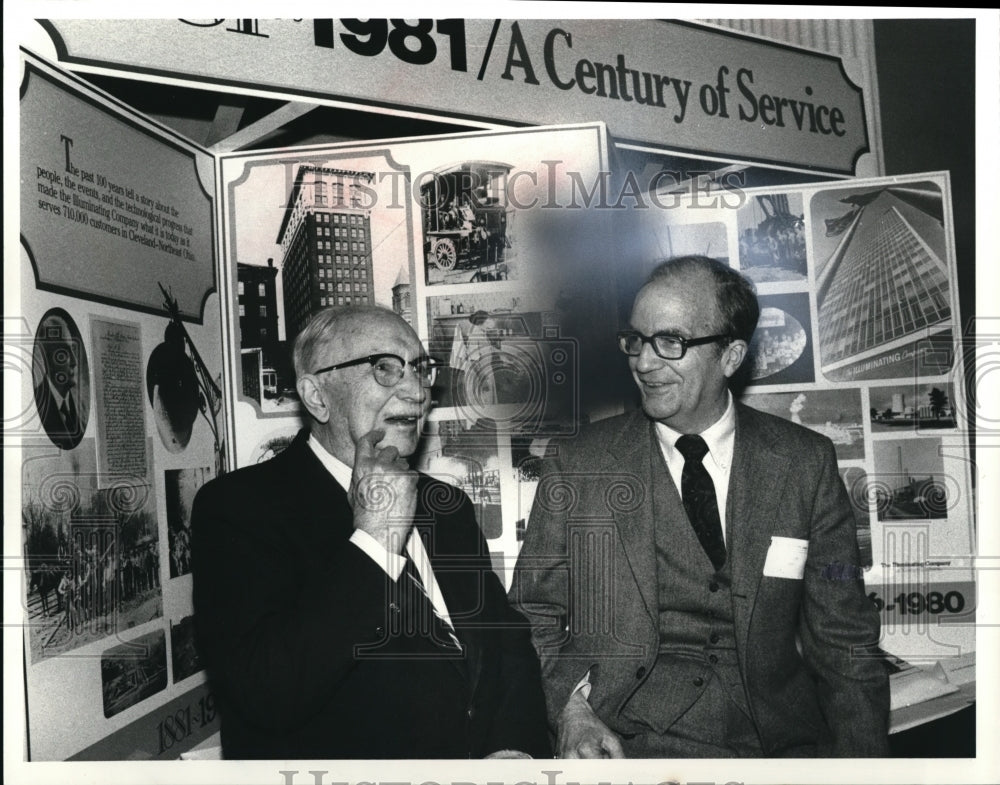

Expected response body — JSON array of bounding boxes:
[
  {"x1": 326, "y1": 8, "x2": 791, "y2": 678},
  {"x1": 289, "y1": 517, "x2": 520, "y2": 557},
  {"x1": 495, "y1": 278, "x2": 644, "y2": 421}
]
[
  {"x1": 512, "y1": 256, "x2": 888, "y2": 758},
  {"x1": 192, "y1": 305, "x2": 550, "y2": 759}
]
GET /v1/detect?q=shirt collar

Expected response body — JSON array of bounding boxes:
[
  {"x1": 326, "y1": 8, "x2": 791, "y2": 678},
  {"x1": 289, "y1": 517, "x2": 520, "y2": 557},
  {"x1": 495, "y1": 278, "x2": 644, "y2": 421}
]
[
  {"x1": 46, "y1": 378, "x2": 69, "y2": 410},
  {"x1": 654, "y1": 392, "x2": 736, "y2": 472},
  {"x1": 307, "y1": 433, "x2": 354, "y2": 491}
]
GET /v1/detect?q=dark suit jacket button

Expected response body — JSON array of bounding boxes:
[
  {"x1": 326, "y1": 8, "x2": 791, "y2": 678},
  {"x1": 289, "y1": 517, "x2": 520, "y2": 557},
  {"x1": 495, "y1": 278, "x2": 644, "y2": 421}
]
[
  {"x1": 467, "y1": 708, "x2": 475, "y2": 719},
  {"x1": 709, "y1": 633, "x2": 720, "y2": 644},
  {"x1": 693, "y1": 677, "x2": 705, "y2": 687},
  {"x1": 708, "y1": 581, "x2": 719, "y2": 592},
  {"x1": 375, "y1": 626, "x2": 385, "y2": 637},
  {"x1": 708, "y1": 654, "x2": 719, "y2": 664},
  {"x1": 635, "y1": 666, "x2": 646, "y2": 680}
]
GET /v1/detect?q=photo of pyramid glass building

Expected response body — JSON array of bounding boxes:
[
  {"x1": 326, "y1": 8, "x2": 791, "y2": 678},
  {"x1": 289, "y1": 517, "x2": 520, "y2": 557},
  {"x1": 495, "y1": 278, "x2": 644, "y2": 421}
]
[{"x1": 811, "y1": 182, "x2": 952, "y2": 382}]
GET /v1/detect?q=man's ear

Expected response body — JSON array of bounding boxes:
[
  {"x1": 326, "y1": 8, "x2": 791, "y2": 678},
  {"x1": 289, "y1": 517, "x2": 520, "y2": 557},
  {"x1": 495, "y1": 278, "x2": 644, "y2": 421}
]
[
  {"x1": 297, "y1": 375, "x2": 330, "y2": 423},
  {"x1": 720, "y1": 340, "x2": 749, "y2": 379}
]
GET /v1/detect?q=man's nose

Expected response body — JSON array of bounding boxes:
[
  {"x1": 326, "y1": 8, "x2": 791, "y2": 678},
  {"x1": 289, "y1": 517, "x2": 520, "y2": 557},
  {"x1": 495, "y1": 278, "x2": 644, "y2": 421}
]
[
  {"x1": 633, "y1": 340, "x2": 665, "y2": 373},
  {"x1": 395, "y1": 365, "x2": 427, "y2": 402}
]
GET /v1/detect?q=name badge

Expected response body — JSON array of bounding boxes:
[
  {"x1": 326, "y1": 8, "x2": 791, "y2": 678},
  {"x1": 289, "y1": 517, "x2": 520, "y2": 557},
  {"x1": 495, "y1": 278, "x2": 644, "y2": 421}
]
[{"x1": 762, "y1": 536, "x2": 809, "y2": 579}]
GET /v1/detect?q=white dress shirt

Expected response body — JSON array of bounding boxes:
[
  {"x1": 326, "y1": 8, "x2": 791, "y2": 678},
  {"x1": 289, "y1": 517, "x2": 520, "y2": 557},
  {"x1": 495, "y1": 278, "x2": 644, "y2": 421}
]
[
  {"x1": 653, "y1": 392, "x2": 737, "y2": 544},
  {"x1": 307, "y1": 434, "x2": 455, "y2": 627}
]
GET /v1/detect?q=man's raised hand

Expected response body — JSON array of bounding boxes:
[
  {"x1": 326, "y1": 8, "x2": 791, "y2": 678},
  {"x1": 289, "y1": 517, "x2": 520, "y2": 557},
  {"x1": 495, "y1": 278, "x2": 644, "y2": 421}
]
[{"x1": 350, "y1": 429, "x2": 418, "y2": 554}]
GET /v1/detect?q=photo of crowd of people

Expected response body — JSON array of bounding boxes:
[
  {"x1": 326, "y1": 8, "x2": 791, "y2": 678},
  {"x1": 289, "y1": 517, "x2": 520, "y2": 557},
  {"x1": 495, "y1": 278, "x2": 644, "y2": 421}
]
[
  {"x1": 737, "y1": 193, "x2": 808, "y2": 282},
  {"x1": 23, "y1": 449, "x2": 163, "y2": 663}
]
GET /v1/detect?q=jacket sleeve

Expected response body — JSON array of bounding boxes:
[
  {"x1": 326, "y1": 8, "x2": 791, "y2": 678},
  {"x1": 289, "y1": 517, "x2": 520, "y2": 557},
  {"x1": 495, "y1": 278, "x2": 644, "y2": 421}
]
[
  {"x1": 798, "y1": 438, "x2": 890, "y2": 756},
  {"x1": 191, "y1": 474, "x2": 393, "y2": 732},
  {"x1": 508, "y1": 449, "x2": 593, "y2": 729}
]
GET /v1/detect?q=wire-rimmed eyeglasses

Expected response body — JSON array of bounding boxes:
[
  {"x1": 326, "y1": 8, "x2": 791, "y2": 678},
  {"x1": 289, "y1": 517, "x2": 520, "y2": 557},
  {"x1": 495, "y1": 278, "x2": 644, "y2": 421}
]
[
  {"x1": 617, "y1": 330, "x2": 730, "y2": 360},
  {"x1": 312, "y1": 353, "x2": 440, "y2": 388}
]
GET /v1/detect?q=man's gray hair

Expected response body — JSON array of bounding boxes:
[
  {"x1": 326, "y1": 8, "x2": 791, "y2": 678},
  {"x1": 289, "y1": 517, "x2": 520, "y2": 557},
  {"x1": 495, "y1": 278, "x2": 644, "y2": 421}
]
[
  {"x1": 291, "y1": 304, "x2": 399, "y2": 379},
  {"x1": 645, "y1": 255, "x2": 760, "y2": 344}
]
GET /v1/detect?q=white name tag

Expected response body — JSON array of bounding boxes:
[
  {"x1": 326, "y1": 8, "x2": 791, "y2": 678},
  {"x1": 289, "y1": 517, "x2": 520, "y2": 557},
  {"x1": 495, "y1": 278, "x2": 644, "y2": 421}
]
[{"x1": 762, "y1": 536, "x2": 809, "y2": 579}]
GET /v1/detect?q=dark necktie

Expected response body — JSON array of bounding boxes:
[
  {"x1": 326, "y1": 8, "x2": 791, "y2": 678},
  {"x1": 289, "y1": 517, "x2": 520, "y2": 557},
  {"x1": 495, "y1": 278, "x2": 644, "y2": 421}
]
[
  {"x1": 675, "y1": 434, "x2": 727, "y2": 571},
  {"x1": 60, "y1": 395, "x2": 79, "y2": 436},
  {"x1": 399, "y1": 556, "x2": 463, "y2": 652}
]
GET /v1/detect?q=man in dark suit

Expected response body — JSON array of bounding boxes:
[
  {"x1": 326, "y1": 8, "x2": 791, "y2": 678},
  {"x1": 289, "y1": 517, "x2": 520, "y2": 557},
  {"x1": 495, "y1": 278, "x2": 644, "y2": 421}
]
[
  {"x1": 511, "y1": 256, "x2": 888, "y2": 758},
  {"x1": 192, "y1": 305, "x2": 550, "y2": 759},
  {"x1": 34, "y1": 333, "x2": 85, "y2": 450}
]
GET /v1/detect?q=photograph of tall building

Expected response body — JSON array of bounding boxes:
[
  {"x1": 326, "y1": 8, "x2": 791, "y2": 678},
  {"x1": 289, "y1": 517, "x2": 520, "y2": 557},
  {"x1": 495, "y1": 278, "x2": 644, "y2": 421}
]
[
  {"x1": 237, "y1": 261, "x2": 282, "y2": 403},
  {"x1": 276, "y1": 165, "x2": 376, "y2": 344},
  {"x1": 811, "y1": 182, "x2": 952, "y2": 383},
  {"x1": 237, "y1": 261, "x2": 279, "y2": 355}
]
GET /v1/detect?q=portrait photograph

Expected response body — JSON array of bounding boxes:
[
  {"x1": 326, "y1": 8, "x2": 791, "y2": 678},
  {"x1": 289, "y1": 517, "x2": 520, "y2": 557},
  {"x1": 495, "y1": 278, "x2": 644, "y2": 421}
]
[{"x1": 32, "y1": 308, "x2": 90, "y2": 451}]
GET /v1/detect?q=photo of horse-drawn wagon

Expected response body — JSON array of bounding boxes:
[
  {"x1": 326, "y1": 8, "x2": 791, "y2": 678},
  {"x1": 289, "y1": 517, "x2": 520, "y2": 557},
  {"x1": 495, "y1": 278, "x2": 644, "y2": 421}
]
[{"x1": 421, "y1": 161, "x2": 513, "y2": 283}]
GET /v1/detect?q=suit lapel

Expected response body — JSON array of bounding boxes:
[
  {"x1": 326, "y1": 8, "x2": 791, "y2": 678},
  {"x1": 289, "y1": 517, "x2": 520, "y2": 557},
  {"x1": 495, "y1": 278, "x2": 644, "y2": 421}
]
[
  {"x1": 727, "y1": 405, "x2": 791, "y2": 666},
  {"x1": 607, "y1": 415, "x2": 660, "y2": 624},
  {"x1": 280, "y1": 431, "x2": 355, "y2": 538}
]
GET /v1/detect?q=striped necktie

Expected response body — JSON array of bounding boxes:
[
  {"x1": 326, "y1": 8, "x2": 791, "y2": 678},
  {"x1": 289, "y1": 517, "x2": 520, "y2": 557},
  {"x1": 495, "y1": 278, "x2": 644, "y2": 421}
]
[{"x1": 399, "y1": 556, "x2": 463, "y2": 652}]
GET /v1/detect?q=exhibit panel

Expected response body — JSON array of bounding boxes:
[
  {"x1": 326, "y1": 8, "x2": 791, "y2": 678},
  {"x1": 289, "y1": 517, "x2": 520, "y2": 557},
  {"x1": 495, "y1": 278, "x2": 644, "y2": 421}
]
[{"x1": 18, "y1": 50, "x2": 224, "y2": 761}]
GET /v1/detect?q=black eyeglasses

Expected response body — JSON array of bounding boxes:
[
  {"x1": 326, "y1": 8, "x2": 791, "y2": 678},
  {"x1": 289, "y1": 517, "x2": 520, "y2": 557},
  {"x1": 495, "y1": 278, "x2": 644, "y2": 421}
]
[
  {"x1": 617, "y1": 330, "x2": 730, "y2": 360},
  {"x1": 312, "y1": 353, "x2": 440, "y2": 388}
]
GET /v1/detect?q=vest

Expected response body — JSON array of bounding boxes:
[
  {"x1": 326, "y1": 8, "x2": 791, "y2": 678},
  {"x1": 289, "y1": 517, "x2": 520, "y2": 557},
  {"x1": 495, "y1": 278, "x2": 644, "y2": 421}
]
[{"x1": 617, "y1": 446, "x2": 761, "y2": 755}]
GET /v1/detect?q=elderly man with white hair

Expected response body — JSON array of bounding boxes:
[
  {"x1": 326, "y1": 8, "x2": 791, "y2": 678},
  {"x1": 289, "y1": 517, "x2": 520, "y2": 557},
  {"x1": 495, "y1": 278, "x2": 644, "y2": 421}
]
[{"x1": 193, "y1": 305, "x2": 550, "y2": 760}]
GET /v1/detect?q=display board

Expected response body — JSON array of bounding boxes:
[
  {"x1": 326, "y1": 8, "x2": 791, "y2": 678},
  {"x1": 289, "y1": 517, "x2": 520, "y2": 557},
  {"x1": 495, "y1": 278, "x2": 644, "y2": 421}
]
[
  {"x1": 17, "y1": 50, "x2": 224, "y2": 761},
  {"x1": 627, "y1": 172, "x2": 976, "y2": 660}
]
